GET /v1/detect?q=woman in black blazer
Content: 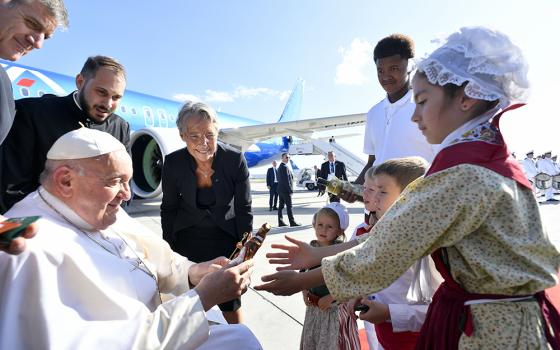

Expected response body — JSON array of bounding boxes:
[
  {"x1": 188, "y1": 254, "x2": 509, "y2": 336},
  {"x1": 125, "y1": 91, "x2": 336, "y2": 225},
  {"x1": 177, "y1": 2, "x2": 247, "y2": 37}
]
[{"x1": 161, "y1": 101, "x2": 252, "y2": 324}]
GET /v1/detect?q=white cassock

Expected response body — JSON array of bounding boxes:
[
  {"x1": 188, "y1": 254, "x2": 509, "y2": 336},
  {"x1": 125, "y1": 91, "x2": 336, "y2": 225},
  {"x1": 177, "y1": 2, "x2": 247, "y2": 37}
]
[
  {"x1": 536, "y1": 158, "x2": 558, "y2": 200},
  {"x1": 0, "y1": 188, "x2": 261, "y2": 350}
]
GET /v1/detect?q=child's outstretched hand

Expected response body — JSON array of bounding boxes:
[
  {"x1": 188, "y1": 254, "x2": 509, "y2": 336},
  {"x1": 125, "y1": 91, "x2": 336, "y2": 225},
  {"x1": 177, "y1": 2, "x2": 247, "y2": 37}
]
[
  {"x1": 254, "y1": 270, "x2": 302, "y2": 296},
  {"x1": 266, "y1": 235, "x2": 318, "y2": 271},
  {"x1": 357, "y1": 297, "x2": 390, "y2": 324}
]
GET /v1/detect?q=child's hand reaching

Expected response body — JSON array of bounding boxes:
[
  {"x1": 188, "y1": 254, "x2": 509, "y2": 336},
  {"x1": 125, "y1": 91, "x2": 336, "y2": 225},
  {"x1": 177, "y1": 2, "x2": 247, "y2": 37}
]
[
  {"x1": 266, "y1": 235, "x2": 318, "y2": 270},
  {"x1": 357, "y1": 297, "x2": 390, "y2": 324},
  {"x1": 317, "y1": 294, "x2": 335, "y2": 310}
]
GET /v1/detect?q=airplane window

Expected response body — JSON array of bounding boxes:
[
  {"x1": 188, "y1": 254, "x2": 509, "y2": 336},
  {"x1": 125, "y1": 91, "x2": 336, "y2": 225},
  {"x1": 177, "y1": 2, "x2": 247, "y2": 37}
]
[
  {"x1": 38, "y1": 90, "x2": 45, "y2": 97},
  {"x1": 143, "y1": 107, "x2": 154, "y2": 127},
  {"x1": 157, "y1": 109, "x2": 168, "y2": 127},
  {"x1": 20, "y1": 87, "x2": 30, "y2": 97},
  {"x1": 121, "y1": 106, "x2": 127, "y2": 114},
  {"x1": 131, "y1": 108, "x2": 137, "y2": 115}
]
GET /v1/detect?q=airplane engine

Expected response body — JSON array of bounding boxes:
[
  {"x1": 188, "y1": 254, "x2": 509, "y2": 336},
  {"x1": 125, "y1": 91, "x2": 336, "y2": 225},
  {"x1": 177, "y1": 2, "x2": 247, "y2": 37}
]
[{"x1": 130, "y1": 127, "x2": 184, "y2": 198}]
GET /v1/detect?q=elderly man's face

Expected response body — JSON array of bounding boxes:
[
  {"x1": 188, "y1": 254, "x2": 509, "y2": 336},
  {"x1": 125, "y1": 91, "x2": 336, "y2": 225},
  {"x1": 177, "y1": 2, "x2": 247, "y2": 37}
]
[
  {"x1": 181, "y1": 115, "x2": 218, "y2": 163},
  {"x1": 70, "y1": 150, "x2": 132, "y2": 230},
  {"x1": 327, "y1": 152, "x2": 335, "y2": 162},
  {"x1": 0, "y1": 1, "x2": 57, "y2": 61}
]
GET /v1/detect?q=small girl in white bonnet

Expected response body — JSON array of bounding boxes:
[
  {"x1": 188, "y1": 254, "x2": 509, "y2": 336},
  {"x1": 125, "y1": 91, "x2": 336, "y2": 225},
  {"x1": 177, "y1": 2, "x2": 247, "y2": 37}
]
[{"x1": 300, "y1": 202, "x2": 360, "y2": 350}]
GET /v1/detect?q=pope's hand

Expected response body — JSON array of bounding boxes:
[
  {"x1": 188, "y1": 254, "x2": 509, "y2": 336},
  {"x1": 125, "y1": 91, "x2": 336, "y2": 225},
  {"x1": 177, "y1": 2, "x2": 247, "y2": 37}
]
[
  {"x1": 195, "y1": 259, "x2": 253, "y2": 311},
  {"x1": 189, "y1": 256, "x2": 229, "y2": 286},
  {"x1": 0, "y1": 215, "x2": 38, "y2": 255},
  {"x1": 254, "y1": 270, "x2": 301, "y2": 296}
]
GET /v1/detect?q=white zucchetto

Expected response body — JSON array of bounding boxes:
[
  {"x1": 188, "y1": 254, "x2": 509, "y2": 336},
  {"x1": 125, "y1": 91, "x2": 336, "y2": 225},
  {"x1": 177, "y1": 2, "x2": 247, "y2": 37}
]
[
  {"x1": 47, "y1": 128, "x2": 126, "y2": 160},
  {"x1": 417, "y1": 26, "x2": 530, "y2": 107},
  {"x1": 324, "y1": 202, "x2": 350, "y2": 230}
]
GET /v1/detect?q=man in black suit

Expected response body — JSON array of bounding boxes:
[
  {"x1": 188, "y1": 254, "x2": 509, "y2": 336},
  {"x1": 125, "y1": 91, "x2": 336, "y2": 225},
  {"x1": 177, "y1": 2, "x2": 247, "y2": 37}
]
[
  {"x1": 277, "y1": 153, "x2": 300, "y2": 227},
  {"x1": 318, "y1": 151, "x2": 348, "y2": 202},
  {"x1": 266, "y1": 160, "x2": 279, "y2": 211}
]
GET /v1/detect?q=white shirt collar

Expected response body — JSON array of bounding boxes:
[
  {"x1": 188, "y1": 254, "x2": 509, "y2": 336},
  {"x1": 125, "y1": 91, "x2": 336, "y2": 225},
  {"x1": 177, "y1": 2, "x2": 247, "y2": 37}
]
[
  {"x1": 382, "y1": 89, "x2": 413, "y2": 109},
  {"x1": 39, "y1": 186, "x2": 95, "y2": 231}
]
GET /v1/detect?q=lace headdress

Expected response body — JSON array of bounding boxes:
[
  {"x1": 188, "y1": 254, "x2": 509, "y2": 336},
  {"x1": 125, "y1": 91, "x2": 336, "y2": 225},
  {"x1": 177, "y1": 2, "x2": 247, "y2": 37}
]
[{"x1": 417, "y1": 27, "x2": 530, "y2": 107}]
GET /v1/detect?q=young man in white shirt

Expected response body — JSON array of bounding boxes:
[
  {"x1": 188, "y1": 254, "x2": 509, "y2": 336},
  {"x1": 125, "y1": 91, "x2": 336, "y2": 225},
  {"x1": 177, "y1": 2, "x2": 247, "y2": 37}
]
[
  {"x1": 353, "y1": 33, "x2": 435, "y2": 350},
  {"x1": 356, "y1": 34, "x2": 434, "y2": 185}
]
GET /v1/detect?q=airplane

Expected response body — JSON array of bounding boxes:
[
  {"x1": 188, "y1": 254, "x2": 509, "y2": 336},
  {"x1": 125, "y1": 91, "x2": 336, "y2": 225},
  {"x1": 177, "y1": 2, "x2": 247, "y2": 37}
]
[{"x1": 2, "y1": 59, "x2": 365, "y2": 198}]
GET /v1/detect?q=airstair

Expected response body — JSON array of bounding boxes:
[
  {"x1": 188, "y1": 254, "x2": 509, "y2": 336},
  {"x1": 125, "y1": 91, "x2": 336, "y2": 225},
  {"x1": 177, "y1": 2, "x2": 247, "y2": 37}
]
[{"x1": 289, "y1": 139, "x2": 365, "y2": 177}]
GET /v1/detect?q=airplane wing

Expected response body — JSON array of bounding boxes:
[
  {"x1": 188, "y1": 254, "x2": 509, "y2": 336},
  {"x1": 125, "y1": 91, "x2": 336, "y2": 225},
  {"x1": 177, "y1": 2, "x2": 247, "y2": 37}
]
[{"x1": 219, "y1": 113, "x2": 365, "y2": 149}]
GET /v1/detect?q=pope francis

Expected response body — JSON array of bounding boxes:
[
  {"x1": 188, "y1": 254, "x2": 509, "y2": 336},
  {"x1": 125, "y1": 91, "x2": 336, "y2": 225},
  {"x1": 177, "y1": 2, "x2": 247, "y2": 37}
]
[{"x1": 0, "y1": 128, "x2": 262, "y2": 349}]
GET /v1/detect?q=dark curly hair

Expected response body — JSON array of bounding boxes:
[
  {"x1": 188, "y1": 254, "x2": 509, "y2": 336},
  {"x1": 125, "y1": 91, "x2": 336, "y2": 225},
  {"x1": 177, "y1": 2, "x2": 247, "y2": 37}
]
[{"x1": 373, "y1": 34, "x2": 415, "y2": 61}]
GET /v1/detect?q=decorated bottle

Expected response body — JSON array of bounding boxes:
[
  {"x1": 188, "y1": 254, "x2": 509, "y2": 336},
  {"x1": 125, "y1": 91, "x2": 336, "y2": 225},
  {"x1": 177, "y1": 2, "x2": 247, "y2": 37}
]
[
  {"x1": 317, "y1": 177, "x2": 364, "y2": 202},
  {"x1": 229, "y1": 223, "x2": 271, "y2": 265}
]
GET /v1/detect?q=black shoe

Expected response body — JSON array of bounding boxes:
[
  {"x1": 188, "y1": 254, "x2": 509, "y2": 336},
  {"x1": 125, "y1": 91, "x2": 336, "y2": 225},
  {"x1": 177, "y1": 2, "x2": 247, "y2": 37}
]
[
  {"x1": 272, "y1": 206, "x2": 278, "y2": 210},
  {"x1": 278, "y1": 221, "x2": 288, "y2": 227},
  {"x1": 289, "y1": 222, "x2": 301, "y2": 227},
  {"x1": 269, "y1": 207, "x2": 273, "y2": 211}
]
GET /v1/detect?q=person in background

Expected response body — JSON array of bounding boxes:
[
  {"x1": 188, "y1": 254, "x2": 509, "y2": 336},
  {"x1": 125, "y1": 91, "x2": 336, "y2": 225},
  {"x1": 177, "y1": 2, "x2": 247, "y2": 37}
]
[
  {"x1": 2, "y1": 55, "x2": 131, "y2": 211},
  {"x1": 536, "y1": 151, "x2": 559, "y2": 202},
  {"x1": 161, "y1": 101, "x2": 252, "y2": 324},
  {"x1": 521, "y1": 150, "x2": 538, "y2": 193},
  {"x1": 277, "y1": 152, "x2": 300, "y2": 227},
  {"x1": 318, "y1": 151, "x2": 348, "y2": 202},
  {"x1": 355, "y1": 33, "x2": 434, "y2": 185},
  {"x1": 0, "y1": 128, "x2": 261, "y2": 349},
  {"x1": 266, "y1": 160, "x2": 279, "y2": 211},
  {"x1": 0, "y1": 0, "x2": 68, "y2": 254}
]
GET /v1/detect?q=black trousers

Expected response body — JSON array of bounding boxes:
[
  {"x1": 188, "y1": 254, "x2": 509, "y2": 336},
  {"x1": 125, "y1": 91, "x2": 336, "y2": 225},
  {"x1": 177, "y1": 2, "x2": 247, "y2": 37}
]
[
  {"x1": 278, "y1": 191, "x2": 295, "y2": 223},
  {"x1": 172, "y1": 220, "x2": 241, "y2": 312},
  {"x1": 269, "y1": 182, "x2": 278, "y2": 209}
]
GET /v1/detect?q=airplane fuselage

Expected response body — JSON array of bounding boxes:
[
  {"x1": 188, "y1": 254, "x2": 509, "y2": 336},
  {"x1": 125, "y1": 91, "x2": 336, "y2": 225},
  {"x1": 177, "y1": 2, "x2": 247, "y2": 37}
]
[{"x1": 2, "y1": 60, "x2": 286, "y2": 168}]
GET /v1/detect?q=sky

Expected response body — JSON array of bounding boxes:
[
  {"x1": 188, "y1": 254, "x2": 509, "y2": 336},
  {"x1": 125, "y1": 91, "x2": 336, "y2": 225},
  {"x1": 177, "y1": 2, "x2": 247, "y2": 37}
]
[{"x1": 17, "y1": 0, "x2": 560, "y2": 167}]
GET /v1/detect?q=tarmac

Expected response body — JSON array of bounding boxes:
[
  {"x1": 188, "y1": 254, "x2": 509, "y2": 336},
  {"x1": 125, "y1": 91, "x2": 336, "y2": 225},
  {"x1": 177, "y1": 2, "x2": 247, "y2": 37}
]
[{"x1": 126, "y1": 180, "x2": 560, "y2": 350}]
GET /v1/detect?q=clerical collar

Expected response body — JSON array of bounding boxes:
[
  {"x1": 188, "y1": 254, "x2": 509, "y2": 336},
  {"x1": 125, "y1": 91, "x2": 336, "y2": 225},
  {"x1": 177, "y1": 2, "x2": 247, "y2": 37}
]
[
  {"x1": 72, "y1": 91, "x2": 83, "y2": 111},
  {"x1": 38, "y1": 186, "x2": 95, "y2": 231}
]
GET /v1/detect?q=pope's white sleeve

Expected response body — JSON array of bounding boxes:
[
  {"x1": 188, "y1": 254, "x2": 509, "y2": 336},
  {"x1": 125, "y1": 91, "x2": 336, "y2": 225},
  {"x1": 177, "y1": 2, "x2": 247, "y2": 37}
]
[{"x1": 0, "y1": 246, "x2": 210, "y2": 350}]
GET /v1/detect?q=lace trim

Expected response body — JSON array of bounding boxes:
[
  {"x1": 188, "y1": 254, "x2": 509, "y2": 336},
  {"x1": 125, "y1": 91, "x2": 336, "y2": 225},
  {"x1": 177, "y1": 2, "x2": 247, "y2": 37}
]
[{"x1": 421, "y1": 60, "x2": 503, "y2": 102}]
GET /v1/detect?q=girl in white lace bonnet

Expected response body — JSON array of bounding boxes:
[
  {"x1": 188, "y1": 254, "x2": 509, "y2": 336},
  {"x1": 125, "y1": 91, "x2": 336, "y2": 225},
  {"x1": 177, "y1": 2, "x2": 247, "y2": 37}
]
[{"x1": 409, "y1": 26, "x2": 560, "y2": 349}]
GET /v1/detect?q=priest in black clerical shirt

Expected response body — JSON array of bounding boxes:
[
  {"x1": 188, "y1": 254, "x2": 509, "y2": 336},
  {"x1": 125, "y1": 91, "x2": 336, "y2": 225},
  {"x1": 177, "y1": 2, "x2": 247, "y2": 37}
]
[{"x1": 1, "y1": 56, "x2": 130, "y2": 212}]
